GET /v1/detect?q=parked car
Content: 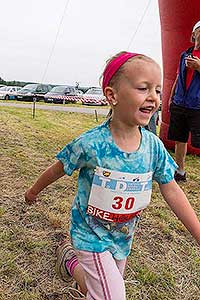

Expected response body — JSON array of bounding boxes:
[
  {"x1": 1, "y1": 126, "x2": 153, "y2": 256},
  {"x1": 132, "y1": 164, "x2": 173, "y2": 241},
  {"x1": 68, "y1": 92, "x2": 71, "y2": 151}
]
[
  {"x1": 81, "y1": 87, "x2": 108, "y2": 106},
  {"x1": 44, "y1": 85, "x2": 82, "y2": 104},
  {"x1": 76, "y1": 89, "x2": 84, "y2": 95},
  {"x1": 0, "y1": 86, "x2": 22, "y2": 100},
  {"x1": 16, "y1": 83, "x2": 52, "y2": 102}
]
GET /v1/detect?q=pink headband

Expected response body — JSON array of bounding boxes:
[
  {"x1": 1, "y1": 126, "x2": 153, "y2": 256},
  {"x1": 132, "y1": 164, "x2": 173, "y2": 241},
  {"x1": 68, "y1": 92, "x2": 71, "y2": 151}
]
[{"x1": 102, "y1": 52, "x2": 140, "y2": 91}]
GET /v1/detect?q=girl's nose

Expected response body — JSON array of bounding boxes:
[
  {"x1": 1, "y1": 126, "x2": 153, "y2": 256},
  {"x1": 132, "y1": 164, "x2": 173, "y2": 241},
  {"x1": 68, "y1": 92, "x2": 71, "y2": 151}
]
[
  {"x1": 147, "y1": 92, "x2": 157, "y2": 102},
  {"x1": 151, "y1": 89, "x2": 160, "y2": 100},
  {"x1": 147, "y1": 91, "x2": 160, "y2": 107}
]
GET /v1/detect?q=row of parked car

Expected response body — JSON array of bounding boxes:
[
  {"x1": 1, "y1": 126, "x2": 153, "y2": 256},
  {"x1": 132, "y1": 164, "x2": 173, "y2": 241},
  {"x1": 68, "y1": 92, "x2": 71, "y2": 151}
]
[{"x1": 0, "y1": 83, "x2": 108, "y2": 106}]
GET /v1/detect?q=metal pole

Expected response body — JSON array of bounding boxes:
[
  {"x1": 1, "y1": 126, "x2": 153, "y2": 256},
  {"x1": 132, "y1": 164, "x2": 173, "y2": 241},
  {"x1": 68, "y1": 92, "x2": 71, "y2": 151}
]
[
  {"x1": 32, "y1": 97, "x2": 36, "y2": 119},
  {"x1": 95, "y1": 109, "x2": 98, "y2": 122}
]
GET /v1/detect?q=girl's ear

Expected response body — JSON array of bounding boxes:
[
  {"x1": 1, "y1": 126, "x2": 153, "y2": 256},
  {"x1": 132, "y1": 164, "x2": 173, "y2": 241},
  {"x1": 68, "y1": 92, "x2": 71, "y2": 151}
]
[{"x1": 104, "y1": 87, "x2": 118, "y2": 106}]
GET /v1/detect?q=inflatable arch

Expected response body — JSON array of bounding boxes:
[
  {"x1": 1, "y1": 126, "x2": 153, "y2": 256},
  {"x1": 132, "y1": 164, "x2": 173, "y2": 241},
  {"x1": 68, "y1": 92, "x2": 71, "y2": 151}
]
[{"x1": 158, "y1": 0, "x2": 200, "y2": 156}]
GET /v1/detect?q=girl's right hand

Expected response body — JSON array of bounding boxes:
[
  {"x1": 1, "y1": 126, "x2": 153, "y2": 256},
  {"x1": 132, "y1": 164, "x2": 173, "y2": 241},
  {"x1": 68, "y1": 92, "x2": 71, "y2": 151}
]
[{"x1": 25, "y1": 188, "x2": 37, "y2": 205}]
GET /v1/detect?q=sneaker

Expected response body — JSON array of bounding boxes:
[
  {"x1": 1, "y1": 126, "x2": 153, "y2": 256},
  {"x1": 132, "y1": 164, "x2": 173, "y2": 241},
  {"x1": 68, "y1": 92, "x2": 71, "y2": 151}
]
[
  {"x1": 174, "y1": 171, "x2": 187, "y2": 182},
  {"x1": 55, "y1": 241, "x2": 76, "y2": 283},
  {"x1": 62, "y1": 282, "x2": 85, "y2": 300},
  {"x1": 66, "y1": 282, "x2": 85, "y2": 299}
]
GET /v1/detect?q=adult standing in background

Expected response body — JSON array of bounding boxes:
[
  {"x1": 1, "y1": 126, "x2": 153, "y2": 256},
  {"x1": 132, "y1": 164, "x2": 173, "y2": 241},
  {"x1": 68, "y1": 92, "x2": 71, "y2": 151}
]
[{"x1": 168, "y1": 21, "x2": 200, "y2": 182}]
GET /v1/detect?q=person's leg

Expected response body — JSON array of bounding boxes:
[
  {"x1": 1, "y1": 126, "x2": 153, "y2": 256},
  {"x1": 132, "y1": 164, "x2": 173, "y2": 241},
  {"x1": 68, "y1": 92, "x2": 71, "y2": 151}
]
[
  {"x1": 56, "y1": 242, "x2": 127, "y2": 299},
  {"x1": 76, "y1": 249, "x2": 126, "y2": 300},
  {"x1": 55, "y1": 242, "x2": 87, "y2": 296},
  {"x1": 115, "y1": 257, "x2": 127, "y2": 276},
  {"x1": 168, "y1": 104, "x2": 189, "y2": 147},
  {"x1": 189, "y1": 109, "x2": 200, "y2": 149},
  {"x1": 72, "y1": 264, "x2": 87, "y2": 296},
  {"x1": 174, "y1": 108, "x2": 200, "y2": 181},
  {"x1": 175, "y1": 141, "x2": 187, "y2": 172},
  {"x1": 168, "y1": 104, "x2": 189, "y2": 181}
]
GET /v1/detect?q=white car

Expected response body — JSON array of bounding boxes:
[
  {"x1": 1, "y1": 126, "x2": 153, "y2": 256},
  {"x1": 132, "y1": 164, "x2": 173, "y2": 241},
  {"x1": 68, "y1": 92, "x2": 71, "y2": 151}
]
[
  {"x1": 81, "y1": 87, "x2": 108, "y2": 106},
  {"x1": 0, "y1": 86, "x2": 22, "y2": 100}
]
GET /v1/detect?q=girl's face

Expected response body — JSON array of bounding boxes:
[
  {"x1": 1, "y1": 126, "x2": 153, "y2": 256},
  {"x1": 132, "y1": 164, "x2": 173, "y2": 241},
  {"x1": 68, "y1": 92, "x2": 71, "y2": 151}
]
[{"x1": 111, "y1": 59, "x2": 162, "y2": 127}]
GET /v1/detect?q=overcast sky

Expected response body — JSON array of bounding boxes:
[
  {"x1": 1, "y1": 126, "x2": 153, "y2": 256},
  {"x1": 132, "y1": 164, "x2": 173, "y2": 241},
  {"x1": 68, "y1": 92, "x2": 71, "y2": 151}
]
[{"x1": 0, "y1": 0, "x2": 162, "y2": 87}]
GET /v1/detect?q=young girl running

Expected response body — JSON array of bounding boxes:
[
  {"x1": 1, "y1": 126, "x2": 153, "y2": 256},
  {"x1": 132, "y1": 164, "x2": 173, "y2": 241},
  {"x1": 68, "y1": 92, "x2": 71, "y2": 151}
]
[{"x1": 25, "y1": 52, "x2": 200, "y2": 300}]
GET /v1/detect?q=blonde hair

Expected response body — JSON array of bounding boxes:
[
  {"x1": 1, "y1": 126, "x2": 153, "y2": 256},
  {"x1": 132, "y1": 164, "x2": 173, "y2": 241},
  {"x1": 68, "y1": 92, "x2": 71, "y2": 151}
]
[{"x1": 100, "y1": 51, "x2": 157, "y2": 90}]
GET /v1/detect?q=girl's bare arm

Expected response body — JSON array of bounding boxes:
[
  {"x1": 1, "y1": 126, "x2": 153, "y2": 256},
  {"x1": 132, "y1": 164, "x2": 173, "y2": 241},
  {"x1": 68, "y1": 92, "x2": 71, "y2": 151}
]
[
  {"x1": 159, "y1": 180, "x2": 200, "y2": 245},
  {"x1": 25, "y1": 160, "x2": 65, "y2": 204}
]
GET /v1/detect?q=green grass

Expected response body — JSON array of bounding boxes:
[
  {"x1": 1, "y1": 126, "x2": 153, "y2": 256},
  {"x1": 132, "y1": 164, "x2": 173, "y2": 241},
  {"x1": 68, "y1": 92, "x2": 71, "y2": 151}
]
[{"x1": 0, "y1": 106, "x2": 199, "y2": 300}]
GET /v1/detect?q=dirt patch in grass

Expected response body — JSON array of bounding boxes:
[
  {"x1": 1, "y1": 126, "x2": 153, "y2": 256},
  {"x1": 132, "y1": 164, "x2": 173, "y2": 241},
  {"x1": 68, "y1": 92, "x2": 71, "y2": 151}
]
[{"x1": 0, "y1": 107, "x2": 199, "y2": 300}]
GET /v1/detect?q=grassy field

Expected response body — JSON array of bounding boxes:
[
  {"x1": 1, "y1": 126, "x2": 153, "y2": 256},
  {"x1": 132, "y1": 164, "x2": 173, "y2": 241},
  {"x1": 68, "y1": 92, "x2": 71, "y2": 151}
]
[{"x1": 0, "y1": 106, "x2": 199, "y2": 300}]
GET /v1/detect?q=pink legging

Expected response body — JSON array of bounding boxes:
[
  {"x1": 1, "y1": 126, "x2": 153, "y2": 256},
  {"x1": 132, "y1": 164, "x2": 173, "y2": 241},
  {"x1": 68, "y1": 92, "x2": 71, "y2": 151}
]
[{"x1": 75, "y1": 249, "x2": 127, "y2": 300}]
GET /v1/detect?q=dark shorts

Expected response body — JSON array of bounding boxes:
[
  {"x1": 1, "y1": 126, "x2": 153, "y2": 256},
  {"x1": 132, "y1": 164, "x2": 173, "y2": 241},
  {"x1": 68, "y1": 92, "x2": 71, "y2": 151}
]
[{"x1": 168, "y1": 103, "x2": 200, "y2": 148}]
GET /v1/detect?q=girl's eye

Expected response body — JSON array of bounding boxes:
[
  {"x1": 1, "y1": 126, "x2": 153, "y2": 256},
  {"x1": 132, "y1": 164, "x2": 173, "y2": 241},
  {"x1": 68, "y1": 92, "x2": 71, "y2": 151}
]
[
  {"x1": 156, "y1": 90, "x2": 161, "y2": 94},
  {"x1": 138, "y1": 87, "x2": 147, "y2": 91}
]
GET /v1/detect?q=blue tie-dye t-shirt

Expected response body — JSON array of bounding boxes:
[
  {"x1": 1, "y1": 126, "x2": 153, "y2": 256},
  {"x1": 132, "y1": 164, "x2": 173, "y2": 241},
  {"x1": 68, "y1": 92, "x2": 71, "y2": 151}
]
[{"x1": 56, "y1": 120, "x2": 177, "y2": 260}]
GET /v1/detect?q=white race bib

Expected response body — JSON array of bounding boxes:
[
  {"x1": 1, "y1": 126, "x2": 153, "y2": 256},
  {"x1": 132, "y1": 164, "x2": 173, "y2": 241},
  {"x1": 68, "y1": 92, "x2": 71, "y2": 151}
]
[{"x1": 87, "y1": 167, "x2": 152, "y2": 223}]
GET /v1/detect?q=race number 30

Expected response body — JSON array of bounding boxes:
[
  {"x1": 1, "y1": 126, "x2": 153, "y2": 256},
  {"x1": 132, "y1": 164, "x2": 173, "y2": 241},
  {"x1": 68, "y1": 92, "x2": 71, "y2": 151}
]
[{"x1": 112, "y1": 196, "x2": 135, "y2": 210}]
